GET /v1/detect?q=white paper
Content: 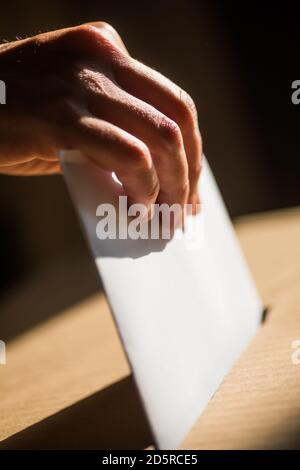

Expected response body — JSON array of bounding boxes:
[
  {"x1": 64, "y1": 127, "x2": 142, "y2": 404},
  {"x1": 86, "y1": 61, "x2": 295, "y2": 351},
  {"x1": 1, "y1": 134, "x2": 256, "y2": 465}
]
[{"x1": 60, "y1": 150, "x2": 262, "y2": 449}]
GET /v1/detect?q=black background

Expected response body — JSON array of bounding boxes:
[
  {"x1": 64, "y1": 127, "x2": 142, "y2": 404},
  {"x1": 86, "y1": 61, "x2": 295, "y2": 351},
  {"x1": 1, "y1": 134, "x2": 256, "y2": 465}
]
[{"x1": 0, "y1": 0, "x2": 299, "y2": 335}]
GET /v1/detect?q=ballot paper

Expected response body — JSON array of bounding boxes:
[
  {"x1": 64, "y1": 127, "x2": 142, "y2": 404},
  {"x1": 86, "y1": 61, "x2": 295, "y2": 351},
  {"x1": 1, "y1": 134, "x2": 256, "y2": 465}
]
[{"x1": 60, "y1": 150, "x2": 262, "y2": 450}]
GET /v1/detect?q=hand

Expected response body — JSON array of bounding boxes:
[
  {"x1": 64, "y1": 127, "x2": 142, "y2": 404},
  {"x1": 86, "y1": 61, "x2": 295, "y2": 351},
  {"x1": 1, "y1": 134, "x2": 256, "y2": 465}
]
[{"x1": 0, "y1": 22, "x2": 202, "y2": 212}]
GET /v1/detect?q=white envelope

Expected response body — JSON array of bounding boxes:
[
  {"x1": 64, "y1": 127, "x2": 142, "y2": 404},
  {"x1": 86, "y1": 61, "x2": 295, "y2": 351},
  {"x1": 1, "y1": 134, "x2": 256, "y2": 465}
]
[{"x1": 60, "y1": 151, "x2": 262, "y2": 449}]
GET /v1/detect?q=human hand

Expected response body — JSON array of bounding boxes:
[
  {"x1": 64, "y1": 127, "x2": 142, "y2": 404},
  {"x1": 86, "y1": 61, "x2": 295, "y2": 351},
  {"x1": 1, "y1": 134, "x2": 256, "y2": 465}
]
[{"x1": 0, "y1": 22, "x2": 202, "y2": 213}]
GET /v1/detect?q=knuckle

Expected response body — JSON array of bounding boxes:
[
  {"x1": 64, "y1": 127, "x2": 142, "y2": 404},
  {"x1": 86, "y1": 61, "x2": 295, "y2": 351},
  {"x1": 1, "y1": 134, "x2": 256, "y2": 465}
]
[
  {"x1": 184, "y1": 92, "x2": 198, "y2": 119},
  {"x1": 50, "y1": 25, "x2": 93, "y2": 47},
  {"x1": 69, "y1": 24, "x2": 98, "y2": 41},
  {"x1": 96, "y1": 21, "x2": 119, "y2": 37},
  {"x1": 127, "y1": 142, "x2": 152, "y2": 170},
  {"x1": 158, "y1": 118, "x2": 182, "y2": 149},
  {"x1": 73, "y1": 66, "x2": 112, "y2": 96},
  {"x1": 177, "y1": 89, "x2": 198, "y2": 130},
  {"x1": 62, "y1": 24, "x2": 117, "y2": 58}
]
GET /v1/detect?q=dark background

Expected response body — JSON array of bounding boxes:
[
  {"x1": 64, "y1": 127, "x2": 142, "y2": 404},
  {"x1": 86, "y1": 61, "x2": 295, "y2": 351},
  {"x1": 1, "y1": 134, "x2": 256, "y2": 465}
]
[{"x1": 0, "y1": 0, "x2": 299, "y2": 338}]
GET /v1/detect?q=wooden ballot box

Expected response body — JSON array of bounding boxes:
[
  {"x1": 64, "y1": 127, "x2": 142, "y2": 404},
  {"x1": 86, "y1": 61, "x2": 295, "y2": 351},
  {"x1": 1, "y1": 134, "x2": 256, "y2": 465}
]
[{"x1": 0, "y1": 207, "x2": 300, "y2": 449}]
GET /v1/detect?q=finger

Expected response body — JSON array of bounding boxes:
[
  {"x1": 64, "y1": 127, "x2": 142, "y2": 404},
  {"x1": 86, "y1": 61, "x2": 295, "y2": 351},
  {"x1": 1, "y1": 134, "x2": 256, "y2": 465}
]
[
  {"x1": 113, "y1": 58, "x2": 202, "y2": 209},
  {"x1": 61, "y1": 111, "x2": 159, "y2": 212},
  {"x1": 87, "y1": 80, "x2": 189, "y2": 208}
]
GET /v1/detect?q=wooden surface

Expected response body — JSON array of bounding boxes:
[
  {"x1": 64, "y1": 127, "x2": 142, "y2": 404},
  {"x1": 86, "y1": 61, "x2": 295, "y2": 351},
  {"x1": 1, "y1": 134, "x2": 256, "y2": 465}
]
[
  {"x1": 0, "y1": 293, "x2": 152, "y2": 449},
  {"x1": 0, "y1": 207, "x2": 300, "y2": 449},
  {"x1": 182, "y1": 207, "x2": 300, "y2": 449}
]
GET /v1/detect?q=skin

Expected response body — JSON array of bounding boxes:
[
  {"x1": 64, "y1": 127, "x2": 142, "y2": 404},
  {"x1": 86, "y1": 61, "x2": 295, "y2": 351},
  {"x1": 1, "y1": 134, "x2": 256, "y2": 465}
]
[{"x1": 0, "y1": 22, "x2": 202, "y2": 214}]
